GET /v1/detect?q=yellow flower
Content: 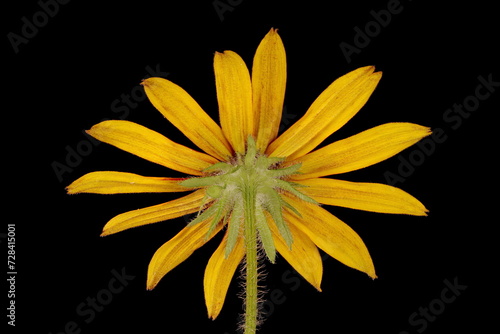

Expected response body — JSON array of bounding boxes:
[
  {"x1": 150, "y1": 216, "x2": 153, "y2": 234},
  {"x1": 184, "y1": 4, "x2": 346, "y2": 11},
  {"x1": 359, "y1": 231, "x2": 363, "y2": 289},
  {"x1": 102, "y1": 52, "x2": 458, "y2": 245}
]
[{"x1": 67, "y1": 28, "x2": 430, "y2": 333}]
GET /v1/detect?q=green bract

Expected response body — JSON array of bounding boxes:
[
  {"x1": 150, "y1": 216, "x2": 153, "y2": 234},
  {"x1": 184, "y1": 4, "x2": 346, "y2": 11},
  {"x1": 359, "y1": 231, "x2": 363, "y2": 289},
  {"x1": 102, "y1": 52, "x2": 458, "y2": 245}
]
[{"x1": 180, "y1": 136, "x2": 317, "y2": 263}]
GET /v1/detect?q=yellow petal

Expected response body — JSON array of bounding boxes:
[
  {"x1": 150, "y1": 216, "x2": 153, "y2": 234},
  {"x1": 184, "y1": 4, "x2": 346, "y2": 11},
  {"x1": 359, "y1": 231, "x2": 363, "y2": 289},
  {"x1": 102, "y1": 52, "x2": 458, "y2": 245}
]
[
  {"x1": 252, "y1": 28, "x2": 287, "y2": 152},
  {"x1": 142, "y1": 77, "x2": 233, "y2": 160},
  {"x1": 267, "y1": 66, "x2": 382, "y2": 160},
  {"x1": 204, "y1": 231, "x2": 245, "y2": 320},
  {"x1": 270, "y1": 214, "x2": 322, "y2": 291},
  {"x1": 147, "y1": 218, "x2": 223, "y2": 290},
  {"x1": 285, "y1": 194, "x2": 376, "y2": 278},
  {"x1": 214, "y1": 51, "x2": 253, "y2": 153},
  {"x1": 66, "y1": 171, "x2": 192, "y2": 194},
  {"x1": 101, "y1": 189, "x2": 205, "y2": 236},
  {"x1": 296, "y1": 178, "x2": 428, "y2": 216},
  {"x1": 291, "y1": 123, "x2": 431, "y2": 179},
  {"x1": 87, "y1": 120, "x2": 218, "y2": 176}
]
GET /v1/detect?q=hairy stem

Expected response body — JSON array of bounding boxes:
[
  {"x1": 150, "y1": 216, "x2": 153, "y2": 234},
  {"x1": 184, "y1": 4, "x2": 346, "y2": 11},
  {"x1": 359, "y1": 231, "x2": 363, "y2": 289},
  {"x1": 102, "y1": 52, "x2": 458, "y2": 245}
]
[{"x1": 243, "y1": 183, "x2": 258, "y2": 334}]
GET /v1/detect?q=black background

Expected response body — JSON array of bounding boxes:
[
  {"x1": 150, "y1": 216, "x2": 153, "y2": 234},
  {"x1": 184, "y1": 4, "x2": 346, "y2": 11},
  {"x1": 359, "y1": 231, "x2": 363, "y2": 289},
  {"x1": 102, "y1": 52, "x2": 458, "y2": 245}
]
[{"x1": 6, "y1": 0, "x2": 498, "y2": 333}]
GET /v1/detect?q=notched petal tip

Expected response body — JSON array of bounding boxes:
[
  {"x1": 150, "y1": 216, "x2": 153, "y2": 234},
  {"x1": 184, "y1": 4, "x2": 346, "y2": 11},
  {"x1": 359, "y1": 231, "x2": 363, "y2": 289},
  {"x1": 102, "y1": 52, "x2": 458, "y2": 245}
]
[
  {"x1": 372, "y1": 69, "x2": 383, "y2": 80},
  {"x1": 354, "y1": 65, "x2": 375, "y2": 76},
  {"x1": 364, "y1": 65, "x2": 376, "y2": 72},
  {"x1": 365, "y1": 66, "x2": 383, "y2": 83},
  {"x1": 359, "y1": 65, "x2": 383, "y2": 79},
  {"x1": 65, "y1": 183, "x2": 76, "y2": 195},
  {"x1": 214, "y1": 50, "x2": 239, "y2": 60},
  {"x1": 263, "y1": 27, "x2": 284, "y2": 46},
  {"x1": 412, "y1": 197, "x2": 430, "y2": 217},
  {"x1": 419, "y1": 205, "x2": 430, "y2": 217},
  {"x1": 410, "y1": 124, "x2": 433, "y2": 143}
]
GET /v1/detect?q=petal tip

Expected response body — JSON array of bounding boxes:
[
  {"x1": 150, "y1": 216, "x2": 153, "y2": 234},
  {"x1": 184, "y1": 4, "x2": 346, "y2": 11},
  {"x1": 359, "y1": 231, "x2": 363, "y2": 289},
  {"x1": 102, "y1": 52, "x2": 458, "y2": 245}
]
[
  {"x1": 367, "y1": 268, "x2": 378, "y2": 279},
  {"x1": 84, "y1": 127, "x2": 100, "y2": 140},
  {"x1": 372, "y1": 69, "x2": 383, "y2": 79},
  {"x1": 313, "y1": 282, "x2": 322, "y2": 292},
  {"x1": 410, "y1": 206, "x2": 429, "y2": 217},
  {"x1": 360, "y1": 65, "x2": 376, "y2": 74},
  {"x1": 146, "y1": 276, "x2": 158, "y2": 291},
  {"x1": 65, "y1": 184, "x2": 76, "y2": 195},
  {"x1": 415, "y1": 125, "x2": 433, "y2": 140},
  {"x1": 360, "y1": 65, "x2": 384, "y2": 79},
  {"x1": 141, "y1": 77, "x2": 166, "y2": 89},
  {"x1": 207, "y1": 310, "x2": 219, "y2": 321},
  {"x1": 265, "y1": 27, "x2": 283, "y2": 43},
  {"x1": 214, "y1": 50, "x2": 236, "y2": 58}
]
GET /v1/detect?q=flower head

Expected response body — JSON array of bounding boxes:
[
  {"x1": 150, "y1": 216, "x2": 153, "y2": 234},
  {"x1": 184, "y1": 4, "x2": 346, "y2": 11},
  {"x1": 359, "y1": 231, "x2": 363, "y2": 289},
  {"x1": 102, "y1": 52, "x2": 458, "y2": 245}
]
[{"x1": 67, "y1": 28, "x2": 430, "y2": 332}]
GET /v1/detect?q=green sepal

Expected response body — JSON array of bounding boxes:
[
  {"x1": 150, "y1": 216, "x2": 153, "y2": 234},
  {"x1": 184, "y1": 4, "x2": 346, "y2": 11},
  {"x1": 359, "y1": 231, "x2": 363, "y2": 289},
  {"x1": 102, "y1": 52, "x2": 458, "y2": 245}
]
[
  {"x1": 180, "y1": 175, "x2": 223, "y2": 188},
  {"x1": 260, "y1": 187, "x2": 293, "y2": 248},
  {"x1": 256, "y1": 155, "x2": 284, "y2": 170},
  {"x1": 280, "y1": 198, "x2": 302, "y2": 218},
  {"x1": 225, "y1": 199, "x2": 243, "y2": 258},
  {"x1": 255, "y1": 204, "x2": 276, "y2": 263},
  {"x1": 204, "y1": 196, "x2": 229, "y2": 241},
  {"x1": 203, "y1": 162, "x2": 233, "y2": 173},
  {"x1": 206, "y1": 185, "x2": 225, "y2": 198},
  {"x1": 274, "y1": 179, "x2": 318, "y2": 205},
  {"x1": 187, "y1": 204, "x2": 217, "y2": 227},
  {"x1": 266, "y1": 163, "x2": 302, "y2": 178}
]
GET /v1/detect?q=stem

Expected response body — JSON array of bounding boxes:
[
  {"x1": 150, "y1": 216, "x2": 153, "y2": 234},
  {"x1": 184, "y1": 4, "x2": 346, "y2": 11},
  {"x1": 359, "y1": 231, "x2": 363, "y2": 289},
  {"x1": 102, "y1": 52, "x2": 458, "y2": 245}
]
[{"x1": 243, "y1": 184, "x2": 258, "y2": 334}]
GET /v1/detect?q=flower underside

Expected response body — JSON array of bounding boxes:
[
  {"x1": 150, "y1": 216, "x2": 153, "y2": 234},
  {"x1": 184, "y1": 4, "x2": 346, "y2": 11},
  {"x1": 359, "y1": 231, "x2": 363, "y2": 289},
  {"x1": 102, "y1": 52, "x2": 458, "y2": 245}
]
[
  {"x1": 65, "y1": 28, "x2": 432, "y2": 334},
  {"x1": 181, "y1": 136, "x2": 317, "y2": 263}
]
